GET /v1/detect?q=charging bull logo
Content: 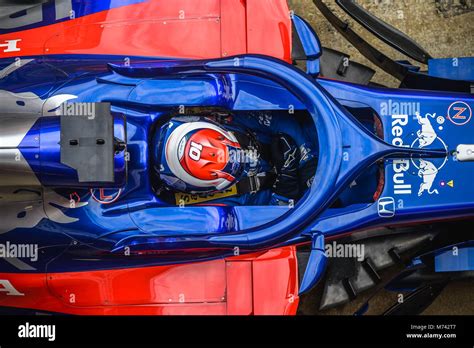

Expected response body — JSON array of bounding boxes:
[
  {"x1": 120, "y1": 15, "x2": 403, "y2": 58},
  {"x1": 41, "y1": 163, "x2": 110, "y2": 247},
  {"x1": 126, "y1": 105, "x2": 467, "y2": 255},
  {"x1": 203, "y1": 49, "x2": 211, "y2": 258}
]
[
  {"x1": 417, "y1": 160, "x2": 439, "y2": 196},
  {"x1": 391, "y1": 110, "x2": 448, "y2": 198},
  {"x1": 415, "y1": 112, "x2": 437, "y2": 148}
]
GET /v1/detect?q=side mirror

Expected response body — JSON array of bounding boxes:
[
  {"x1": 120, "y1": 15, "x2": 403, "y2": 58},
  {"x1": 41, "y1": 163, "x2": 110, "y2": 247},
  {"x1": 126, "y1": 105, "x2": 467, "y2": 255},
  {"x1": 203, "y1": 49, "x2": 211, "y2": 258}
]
[
  {"x1": 299, "y1": 233, "x2": 327, "y2": 294},
  {"x1": 292, "y1": 14, "x2": 322, "y2": 77}
]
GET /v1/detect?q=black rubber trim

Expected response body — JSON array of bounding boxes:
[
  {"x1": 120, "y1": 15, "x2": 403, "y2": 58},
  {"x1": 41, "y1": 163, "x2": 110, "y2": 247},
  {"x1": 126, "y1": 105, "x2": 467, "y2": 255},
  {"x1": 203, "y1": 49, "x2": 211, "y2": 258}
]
[
  {"x1": 60, "y1": 103, "x2": 115, "y2": 183},
  {"x1": 383, "y1": 281, "x2": 448, "y2": 315},
  {"x1": 314, "y1": 0, "x2": 407, "y2": 80},
  {"x1": 336, "y1": 0, "x2": 432, "y2": 64},
  {"x1": 313, "y1": 0, "x2": 472, "y2": 93},
  {"x1": 291, "y1": 20, "x2": 307, "y2": 61},
  {"x1": 320, "y1": 47, "x2": 375, "y2": 85}
]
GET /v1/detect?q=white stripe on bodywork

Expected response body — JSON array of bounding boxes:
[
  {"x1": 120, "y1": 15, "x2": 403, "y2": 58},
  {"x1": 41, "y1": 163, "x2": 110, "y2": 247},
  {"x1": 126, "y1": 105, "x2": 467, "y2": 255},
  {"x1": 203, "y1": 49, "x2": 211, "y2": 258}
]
[
  {"x1": 0, "y1": 90, "x2": 77, "y2": 116},
  {"x1": 3, "y1": 257, "x2": 36, "y2": 271},
  {"x1": 0, "y1": 59, "x2": 34, "y2": 79},
  {"x1": 0, "y1": 91, "x2": 78, "y2": 148},
  {"x1": 0, "y1": 149, "x2": 40, "y2": 187},
  {"x1": 0, "y1": 116, "x2": 39, "y2": 148},
  {"x1": 0, "y1": 89, "x2": 86, "y2": 235},
  {"x1": 0, "y1": 188, "x2": 87, "y2": 235}
]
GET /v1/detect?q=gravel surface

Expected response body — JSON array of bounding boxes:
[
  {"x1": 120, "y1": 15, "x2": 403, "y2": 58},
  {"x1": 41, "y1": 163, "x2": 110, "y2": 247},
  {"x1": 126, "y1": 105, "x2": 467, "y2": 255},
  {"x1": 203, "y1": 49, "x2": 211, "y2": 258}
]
[
  {"x1": 290, "y1": 0, "x2": 474, "y2": 315},
  {"x1": 288, "y1": 0, "x2": 474, "y2": 86}
]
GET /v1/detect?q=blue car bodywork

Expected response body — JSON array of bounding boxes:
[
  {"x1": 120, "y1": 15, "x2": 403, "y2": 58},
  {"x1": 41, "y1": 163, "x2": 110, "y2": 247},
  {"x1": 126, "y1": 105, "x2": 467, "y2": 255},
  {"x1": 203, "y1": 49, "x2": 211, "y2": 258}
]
[{"x1": 0, "y1": 18, "x2": 473, "y2": 296}]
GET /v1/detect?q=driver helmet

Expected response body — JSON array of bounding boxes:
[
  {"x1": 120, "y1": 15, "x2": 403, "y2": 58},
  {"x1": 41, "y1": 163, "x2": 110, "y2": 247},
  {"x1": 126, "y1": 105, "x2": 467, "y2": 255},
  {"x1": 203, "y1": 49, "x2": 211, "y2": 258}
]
[{"x1": 154, "y1": 117, "x2": 244, "y2": 193}]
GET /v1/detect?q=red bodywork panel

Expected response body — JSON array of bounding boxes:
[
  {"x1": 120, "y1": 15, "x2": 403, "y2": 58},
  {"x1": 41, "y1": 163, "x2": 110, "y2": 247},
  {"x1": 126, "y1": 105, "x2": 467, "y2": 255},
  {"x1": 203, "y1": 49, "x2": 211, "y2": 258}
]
[
  {"x1": 0, "y1": 247, "x2": 299, "y2": 315},
  {"x1": 0, "y1": 0, "x2": 298, "y2": 315},
  {"x1": 0, "y1": 0, "x2": 292, "y2": 62}
]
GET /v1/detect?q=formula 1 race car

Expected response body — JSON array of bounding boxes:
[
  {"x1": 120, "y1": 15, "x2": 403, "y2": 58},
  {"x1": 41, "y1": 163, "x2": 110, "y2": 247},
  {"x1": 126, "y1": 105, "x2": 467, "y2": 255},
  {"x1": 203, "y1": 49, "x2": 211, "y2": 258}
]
[{"x1": 0, "y1": 0, "x2": 472, "y2": 315}]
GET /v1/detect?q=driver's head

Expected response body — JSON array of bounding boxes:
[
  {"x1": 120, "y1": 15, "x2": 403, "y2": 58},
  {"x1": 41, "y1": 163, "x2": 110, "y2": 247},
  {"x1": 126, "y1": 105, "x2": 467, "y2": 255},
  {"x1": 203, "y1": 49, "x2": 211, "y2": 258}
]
[{"x1": 155, "y1": 117, "x2": 243, "y2": 193}]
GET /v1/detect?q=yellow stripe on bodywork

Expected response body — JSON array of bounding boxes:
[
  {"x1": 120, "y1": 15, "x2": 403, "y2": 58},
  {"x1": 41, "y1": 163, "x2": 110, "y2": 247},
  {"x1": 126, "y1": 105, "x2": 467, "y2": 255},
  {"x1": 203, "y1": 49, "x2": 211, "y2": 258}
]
[{"x1": 175, "y1": 185, "x2": 238, "y2": 205}]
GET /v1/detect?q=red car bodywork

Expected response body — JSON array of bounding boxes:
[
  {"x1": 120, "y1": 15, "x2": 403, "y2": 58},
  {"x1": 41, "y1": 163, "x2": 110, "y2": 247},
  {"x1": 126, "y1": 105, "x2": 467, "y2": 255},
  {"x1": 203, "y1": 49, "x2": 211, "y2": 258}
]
[
  {"x1": 0, "y1": 247, "x2": 299, "y2": 315},
  {"x1": 0, "y1": 0, "x2": 299, "y2": 315},
  {"x1": 0, "y1": 0, "x2": 293, "y2": 62}
]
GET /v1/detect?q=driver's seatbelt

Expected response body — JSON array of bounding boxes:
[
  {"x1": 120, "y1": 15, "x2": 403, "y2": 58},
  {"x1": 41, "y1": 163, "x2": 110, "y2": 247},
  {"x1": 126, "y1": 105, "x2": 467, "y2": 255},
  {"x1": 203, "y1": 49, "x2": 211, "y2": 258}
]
[{"x1": 236, "y1": 172, "x2": 277, "y2": 195}]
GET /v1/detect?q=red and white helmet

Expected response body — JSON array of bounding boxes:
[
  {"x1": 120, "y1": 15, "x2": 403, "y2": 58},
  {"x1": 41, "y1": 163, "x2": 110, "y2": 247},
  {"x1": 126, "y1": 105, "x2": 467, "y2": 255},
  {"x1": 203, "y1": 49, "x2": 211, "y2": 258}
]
[{"x1": 155, "y1": 118, "x2": 244, "y2": 193}]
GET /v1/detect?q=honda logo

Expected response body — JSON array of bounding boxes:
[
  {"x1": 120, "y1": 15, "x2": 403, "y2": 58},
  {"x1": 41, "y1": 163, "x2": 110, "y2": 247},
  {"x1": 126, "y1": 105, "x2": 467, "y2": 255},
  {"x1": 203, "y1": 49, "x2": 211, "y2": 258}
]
[{"x1": 377, "y1": 197, "x2": 395, "y2": 218}]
